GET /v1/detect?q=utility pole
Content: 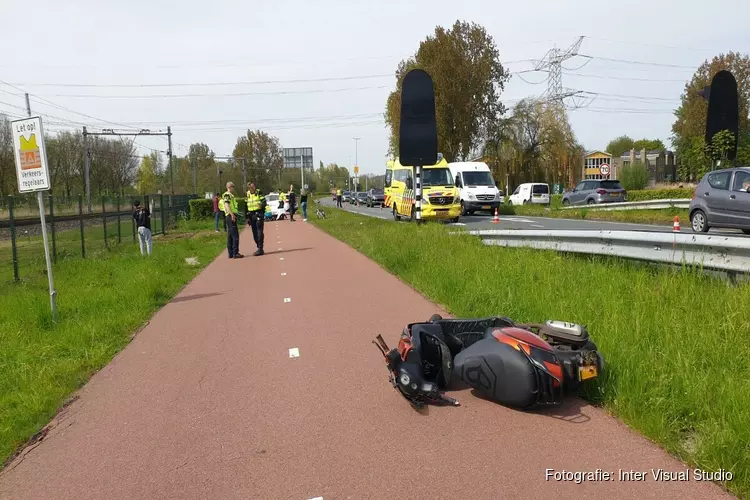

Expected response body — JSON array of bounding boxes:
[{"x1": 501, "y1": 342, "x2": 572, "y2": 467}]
[
  {"x1": 167, "y1": 126, "x2": 174, "y2": 195},
  {"x1": 300, "y1": 152, "x2": 304, "y2": 190},
  {"x1": 241, "y1": 157, "x2": 247, "y2": 188},
  {"x1": 353, "y1": 138, "x2": 360, "y2": 191}
]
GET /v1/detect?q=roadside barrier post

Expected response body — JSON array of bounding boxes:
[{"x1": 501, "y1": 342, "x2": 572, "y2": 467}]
[
  {"x1": 102, "y1": 198, "x2": 108, "y2": 250},
  {"x1": 8, "y1": 196, "x2": 19, "y2": 282},
  {"x1": 415, "y1": 165, "x2": 422, "y2": 224}
]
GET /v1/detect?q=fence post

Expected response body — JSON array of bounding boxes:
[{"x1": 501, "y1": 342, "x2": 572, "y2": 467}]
[
  {"x1": 117, "y1": 197, "x2": 122, "y2": 244},
  {"x1": 102, "y1": 197, "x2": 108, "y2": 249},
  {"x1": 8, "y1": 196, "x2": 19, "y2": 282},
  {"x1": 160, "y1": 194, "x2": 166, "y2": 235},
  {"x1": 49, "y1": 194, "x2": 57, "y2": 263},
  {"x1": 79, "y1": 194, "x2": 86, "y2": 258}
]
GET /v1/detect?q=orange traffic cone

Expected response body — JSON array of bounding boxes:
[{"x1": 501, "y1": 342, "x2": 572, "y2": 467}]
[
  {"x1": 673, "y1": 216, "x2": 680, "y2": 232},
  {"x1": 493, "y1": 208, "x2": 500, "y2": 223}
]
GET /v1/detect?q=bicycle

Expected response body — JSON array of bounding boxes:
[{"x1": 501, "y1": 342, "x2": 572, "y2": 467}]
[{"x1": 315, "y1": 199, "x2": 327, "y2": 219}]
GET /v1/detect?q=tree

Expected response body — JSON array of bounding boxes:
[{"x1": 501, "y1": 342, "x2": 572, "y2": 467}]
[
  {"x1": 232, "y1": 129, "x2": 283, "y2": 193},
  {"x1": 633, "y1": 138, "x2": 665, "y2": 151},
  {"x1": 671, "y1": 51, "x2": 750, "y2": 179},
  {"x1": 136, "y1": 153, "x2": 158, "y2": 194},
  {"x1": 606, "y1": 135, "x2": 635, "y2": 157},
  {"x1": 384, "y1": 20, "x2": 510, "y2": 161}
]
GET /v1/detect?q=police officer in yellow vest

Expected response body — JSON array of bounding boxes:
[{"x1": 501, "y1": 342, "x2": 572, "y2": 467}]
[
  {"x1": 221, "y1": 181, "x2": 243, "y2": 259},
  {"x1": 245, "y1": 182, "x2": 266, "y2": 256},
  {"x1": 336, "y1": 187, "x2": 343, "y2": 208}
]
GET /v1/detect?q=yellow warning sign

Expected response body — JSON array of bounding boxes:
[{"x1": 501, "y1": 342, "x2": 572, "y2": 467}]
[{"x1": 19, "y1": 134, "x2": 42, "y2": 170}]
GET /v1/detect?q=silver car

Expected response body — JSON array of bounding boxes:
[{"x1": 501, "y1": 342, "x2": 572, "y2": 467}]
[
  {"x1": 689, "y1": 166, "x2": 750, "y2": 234},
  {"x1": 562, "y1": 179, "x2": 627, "y2": 206}
]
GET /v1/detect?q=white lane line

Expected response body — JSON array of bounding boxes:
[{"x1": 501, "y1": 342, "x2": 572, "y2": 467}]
[
  {"x1": 280, "y1": 257, "x2": 284, "y2": 260},
  {"x1": 284, "y1": 297, "x2": 291, "y2": 303},
  {"x1": 530, "y1": 224, "x2": 544, "y2": 228},
  {"x1": 281, "y1": 272, "x2": 287, "y2": 276},
  {"x1": 288, "y1": 347, "x2": 300, "y2": 358},
  {"x1": 278, "y1": 247, "x2": 283, "y2": 250},
  {"x1": 307, "y1": 497, "x2": 323, "y2": 500}
]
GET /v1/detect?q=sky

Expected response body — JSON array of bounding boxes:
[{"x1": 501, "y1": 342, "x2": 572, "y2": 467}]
[{"x1": 0, "y1": 0, "x2": 748, "y2": 178}]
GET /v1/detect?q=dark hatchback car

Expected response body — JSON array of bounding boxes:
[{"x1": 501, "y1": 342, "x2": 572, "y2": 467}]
[
  {"x1": 366, "y1": 188, "x2": 385, "y2": 207},
  {"x1": 689, "y1": 166, "x2": 750, "y2": 234},
  {"x1": 562, "y1": 179, "x2": 627, "y2": 206}
]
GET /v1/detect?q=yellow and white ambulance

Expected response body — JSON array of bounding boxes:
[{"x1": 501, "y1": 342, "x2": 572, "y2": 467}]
[{"x1": 384, "y1": 153, "x2": 461, "y2": 223}]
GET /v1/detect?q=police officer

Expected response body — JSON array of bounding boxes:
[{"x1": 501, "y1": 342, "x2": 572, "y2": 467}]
[
  {"x1": 336, "y1": 187, "x2": 343, "y2": 207},
  {"x1": 222, "y1": 181, "x2": 243, "y2": 259},
  {"x1": 245, "y1": 182, "x2": 266, "y2": 256}
]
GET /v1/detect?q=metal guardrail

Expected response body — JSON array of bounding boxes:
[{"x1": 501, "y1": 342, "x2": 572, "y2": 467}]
[
  {"x1": 561, "y1": 199, "x2": 691, "y2": 211},
  {"x1": 461, "y1": 229, "x2": 750, "y2": 273}
]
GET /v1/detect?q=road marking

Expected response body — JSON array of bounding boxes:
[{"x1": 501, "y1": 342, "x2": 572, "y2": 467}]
[
  {"x1": 280, "y1": 257, "x2": 284, "y2": 260},
  {"x1": 307, "y1": 497, "x2": 323, "y2": 500},
  {"x1": 530, "y1": 224, "x2": 544, "y2": 228},
  {"x1": 449, "y1": 222, "x2": 466, "y2": 226},
  {"x1": 288, "y1": 347, "x2": 299, "y2": 358},
  {"x1": 284, "y1": 297, "x2": 291, "y2": 303},
  {"x1": 281, "y1": 272, "x2": 287, "y2": 276},
  {"x1": 278, "y1": 248, "x2": 283, "y2": 250}
]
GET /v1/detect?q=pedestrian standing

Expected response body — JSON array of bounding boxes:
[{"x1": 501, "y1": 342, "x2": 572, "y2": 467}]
[
  {"x1": 336, "y1": 187, "x2": 343, "y2": 208},
  {"x1": 212, "y1": 193, "x2": 222, "y2": 232},
  {"x1": 246, "y1": 182, "x2": 266, "y2": 256},
  {"x1": 133, "y1": 200, "x2": 152, "y2": 256},
  {"x1": 287, "y1": 184, "x2": 297, "y2": 222},
  {"x1": 222, "y1": 182, "x2": 244, "y2": 259},
  {"x1": 300, "y1": 189, "x2": 309, "y2": 221}
]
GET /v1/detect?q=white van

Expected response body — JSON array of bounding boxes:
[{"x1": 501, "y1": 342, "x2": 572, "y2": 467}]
[
  {"x1": 508, "y1": 183, "x2": 550, "y2": 206},
  {"x1": 448, "y1": 161, "x2": 504, "y2": 216}
]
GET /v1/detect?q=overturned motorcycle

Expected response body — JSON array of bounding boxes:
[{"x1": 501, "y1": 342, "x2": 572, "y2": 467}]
[{"x1": 373, "y1": 314, "x2": 604, "y2": 410}]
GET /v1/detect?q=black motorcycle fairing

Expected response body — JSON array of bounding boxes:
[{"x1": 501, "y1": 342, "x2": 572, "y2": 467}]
[{"x1": 452, "y1": 336, "x2": 540, "y2": 409}]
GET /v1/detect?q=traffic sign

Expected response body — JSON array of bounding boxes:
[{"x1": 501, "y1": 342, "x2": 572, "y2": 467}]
[
  {"x1": 354, "y1": 165, "x2": 359, "y2": 174},
  {"x1": 599, "y1": 163, "x2": 610, "y2": 176},
  {"x1": 11, "y1": 116, "x2": 51, "y2": 193}
]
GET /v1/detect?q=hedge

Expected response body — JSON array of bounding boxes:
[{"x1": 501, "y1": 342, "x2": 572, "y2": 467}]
[{"x1": 189, "y1": 197, "x2": 249, "y2": 220}]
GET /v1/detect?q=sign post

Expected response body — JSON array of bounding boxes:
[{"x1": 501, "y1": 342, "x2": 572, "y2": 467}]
[
  {"x1": 11, "y1": 115, "x2": 57, "y2": 321},
  {"x1": 599, "y1": 163, "x2": 610, "y2": 178}
]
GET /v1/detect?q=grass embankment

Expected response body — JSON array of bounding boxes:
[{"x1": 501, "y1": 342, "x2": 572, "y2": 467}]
[
  {"x1": 0, "y1": 219, "x2": 225, "y2": 467},
  {"x1": 311, "y1": 207, "x2": 750, "y2": 499}
]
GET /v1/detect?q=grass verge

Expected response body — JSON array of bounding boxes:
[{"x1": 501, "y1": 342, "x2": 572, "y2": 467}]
[
  {"x1": 0, "y1": 219, "x2": 225, "y2": 467},
  {"x1": 311, "y1": 206, "x2": 750, "y2": 499},
  {"x1": 511, "y1": 204, "x2": 689, "y2": 225}
]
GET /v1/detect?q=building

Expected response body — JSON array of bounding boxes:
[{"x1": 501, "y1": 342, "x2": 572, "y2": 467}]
[
  {"x1": 583, "y1": 151, "x2": 620, "y2": 180},
  {"x1": 583, "y1": 148, "x2": 677, "y2": 185}
]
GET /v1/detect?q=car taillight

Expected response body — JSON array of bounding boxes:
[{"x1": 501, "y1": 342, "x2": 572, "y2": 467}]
[{"x1": 596, "y1": 189, "x2": 607, "y2": 195}]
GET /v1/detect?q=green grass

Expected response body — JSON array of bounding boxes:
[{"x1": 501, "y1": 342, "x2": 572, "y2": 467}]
[
  {"x1": 0, "y1": 218, "x2": 226, "y2": 467},
  {"x1": 511, "y1": 203, "x2": 690, "y2": 225},
  {"x1": 311, "y1": 207, "x2": 750, "y2": 499}
]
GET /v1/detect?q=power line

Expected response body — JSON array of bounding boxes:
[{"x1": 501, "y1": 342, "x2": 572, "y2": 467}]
[
  {"x1": 578, "y1": 55, "x2": 698, "y2": 70},
  {"x1": 562, "y1": 71, "x2": 690, "y2": 83},
  {"x1": 99, "y1": 112, "x2": 384, "y2": 126},
  {"x1": 27, "y1": 85, "x2": 390, "y2": 99},
  {"x1": 583, "y1": 36, "x2": 718, "y2": 53},
  {"x1": 8, "y1": 73, "x2": 395, "y2": 88}
]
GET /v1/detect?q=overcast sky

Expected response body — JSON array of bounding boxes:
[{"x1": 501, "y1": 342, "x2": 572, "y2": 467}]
[{"x1": 1, "y1": 0, "x2": 748, "y2": 178}]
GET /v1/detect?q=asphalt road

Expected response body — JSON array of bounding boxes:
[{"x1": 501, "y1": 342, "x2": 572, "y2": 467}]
[
  {"x1": 320, "y1": 198, "x2": 749, "y2": 236},
  {"x1": 0, "y1": 221, "x2": 733, "y2": 500}
]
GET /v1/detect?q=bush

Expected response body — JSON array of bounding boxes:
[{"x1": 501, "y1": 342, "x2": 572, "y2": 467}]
[
  {"x1": 189, "y1": 199, "x2": 213, "y2": 220},
  {"x1": 626, "y1": 188, "x2": 694, "y2": 201},
  {"x1": 619, "y1": 162, "x2": 649, "y2": 190}
]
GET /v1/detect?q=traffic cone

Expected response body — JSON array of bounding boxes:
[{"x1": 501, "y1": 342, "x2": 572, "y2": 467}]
[
  {"x1": 493, "y1": 208, "x2": 500, "y2": 223},
  {"x1": 673, "y1": 216, "x2": 680, "y2": 232}
]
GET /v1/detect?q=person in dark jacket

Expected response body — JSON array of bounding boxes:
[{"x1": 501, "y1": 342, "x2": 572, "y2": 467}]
[
  {"x1": 133, "y1": 200, "x2": 152, "y2": 256},
  {"x1": 287, "y1": 184, "x2": 297, "y2": 222}
]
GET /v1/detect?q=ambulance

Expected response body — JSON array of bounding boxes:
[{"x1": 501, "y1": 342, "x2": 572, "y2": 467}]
[{"x1": 384, "y1": 153, "x2": 461, "y2": 223}]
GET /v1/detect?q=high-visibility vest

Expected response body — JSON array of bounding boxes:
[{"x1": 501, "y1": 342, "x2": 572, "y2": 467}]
[
  {"x1": 336, "y1": 189, "x2": 342, "y2": 196},
  {"x1": 221, "y1": 191, "x2": 239, "y2": 214},
  {"x1": 246, "y1": 191, "x2": 265, "y2": 211},
  {"x1": 280, "y1": 192, "x2": 287, "y2": 201}
]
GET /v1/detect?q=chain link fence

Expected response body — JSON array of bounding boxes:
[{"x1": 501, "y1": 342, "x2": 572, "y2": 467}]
[{"x1": 0, "y1": 193, "x2": 198, "y2": 282}]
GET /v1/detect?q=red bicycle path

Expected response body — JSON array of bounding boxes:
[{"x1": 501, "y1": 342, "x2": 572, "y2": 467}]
[{"x1": 0, "y1": 220, "x2": 735, "y2": 500}]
